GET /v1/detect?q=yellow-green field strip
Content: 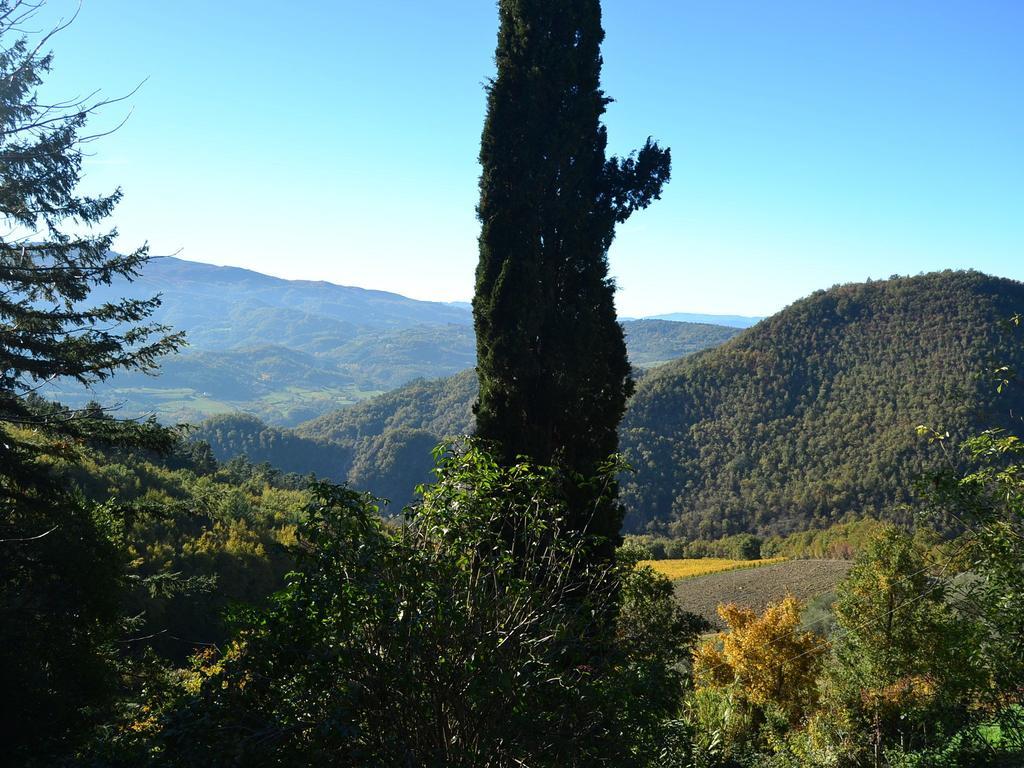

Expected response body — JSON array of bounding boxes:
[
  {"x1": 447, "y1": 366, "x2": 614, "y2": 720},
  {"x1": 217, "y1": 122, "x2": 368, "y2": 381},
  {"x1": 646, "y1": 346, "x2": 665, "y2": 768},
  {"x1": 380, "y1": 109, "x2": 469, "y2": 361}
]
[{"x1": 638, "y1": 557, "x2": 787, "y2": 581}]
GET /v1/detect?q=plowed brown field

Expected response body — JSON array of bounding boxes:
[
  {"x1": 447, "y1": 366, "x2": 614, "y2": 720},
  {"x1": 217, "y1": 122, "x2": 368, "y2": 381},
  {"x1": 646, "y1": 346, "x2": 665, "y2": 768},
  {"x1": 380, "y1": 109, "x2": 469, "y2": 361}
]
[{"x1": 671, "y1": 559, "x2": 853, "y2": 629}]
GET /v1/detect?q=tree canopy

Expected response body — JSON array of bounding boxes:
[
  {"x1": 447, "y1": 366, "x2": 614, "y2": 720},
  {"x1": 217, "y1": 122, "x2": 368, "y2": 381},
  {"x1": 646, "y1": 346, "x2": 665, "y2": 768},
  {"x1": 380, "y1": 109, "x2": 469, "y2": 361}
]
[
  {"x1": 0, "y1": 3, "x2": 180, "y2": 757},
  {"x1": 473, "y1": 0, "x2": 670, "y2": 549},
  {"x1": 621, "y1": 270, "x2": 1024, "y2": 537}
]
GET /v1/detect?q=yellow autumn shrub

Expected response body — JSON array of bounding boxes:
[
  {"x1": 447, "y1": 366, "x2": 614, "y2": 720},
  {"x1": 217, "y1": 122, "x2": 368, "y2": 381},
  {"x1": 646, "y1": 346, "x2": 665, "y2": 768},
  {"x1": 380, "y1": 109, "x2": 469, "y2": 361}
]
[{"x1": 693, "y1": 594, "x2": 825, "y2": 724}]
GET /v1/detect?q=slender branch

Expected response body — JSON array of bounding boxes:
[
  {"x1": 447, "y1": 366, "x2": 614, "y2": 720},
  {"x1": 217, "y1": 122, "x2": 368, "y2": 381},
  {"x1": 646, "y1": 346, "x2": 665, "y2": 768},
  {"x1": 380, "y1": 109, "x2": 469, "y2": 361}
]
[{"x1": 0, "y1": 524, "x2": 58, "y2": 543}]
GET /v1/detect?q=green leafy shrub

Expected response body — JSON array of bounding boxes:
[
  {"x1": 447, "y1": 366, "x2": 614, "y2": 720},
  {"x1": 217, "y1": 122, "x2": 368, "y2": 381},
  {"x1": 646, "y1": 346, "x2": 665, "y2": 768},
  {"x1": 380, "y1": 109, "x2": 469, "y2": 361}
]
[{"x1": 119, "y1": 444, "x2": 701, "y2": 767}]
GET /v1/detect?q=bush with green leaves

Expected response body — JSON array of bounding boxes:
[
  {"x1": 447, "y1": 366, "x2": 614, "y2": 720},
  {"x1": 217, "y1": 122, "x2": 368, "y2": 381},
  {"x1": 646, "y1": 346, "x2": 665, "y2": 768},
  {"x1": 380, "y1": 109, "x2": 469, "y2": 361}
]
[
  {"x1": 918, "y1": 420, "x2": 1024, "y2": 746},
  {"x1": 118, "y1": 444, "x2": 702, "y2": 767},
  {"x1": 811, "y1": 527, "x2": 984, "y2": 765}
]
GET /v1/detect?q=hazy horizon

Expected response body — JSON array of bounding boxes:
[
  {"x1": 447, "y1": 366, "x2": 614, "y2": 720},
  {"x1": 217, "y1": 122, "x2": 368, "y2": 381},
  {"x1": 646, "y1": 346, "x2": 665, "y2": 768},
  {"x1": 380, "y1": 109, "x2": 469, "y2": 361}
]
[{"x1": 36, "y1": 0, "x2": 1024, "y2": 318}]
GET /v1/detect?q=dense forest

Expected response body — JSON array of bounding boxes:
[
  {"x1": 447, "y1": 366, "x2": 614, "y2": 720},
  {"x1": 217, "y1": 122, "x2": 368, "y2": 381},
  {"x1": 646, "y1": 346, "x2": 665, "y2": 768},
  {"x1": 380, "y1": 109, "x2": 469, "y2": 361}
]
[
  {"x1": 192, "y1": 371, "x2": 479, "y2": 503},
  {"x1": 199, "y1": 271, "x2": 1024, "y2": 539},
  {"x1": 192, "y1": 412, "x2": 354, "y2": 481},
  {"x1": 300, "y1": 368, "x2": 480, "y2": 445},
  {"x1": 621, "y1": 270, "x2": 1024, "y2": 536},
  {"x1": 11, "y1": 408, "x2": 313, "y2": 658},
  {"x1": 623, "y1": 319, "x2": 742, "y2": 367}
]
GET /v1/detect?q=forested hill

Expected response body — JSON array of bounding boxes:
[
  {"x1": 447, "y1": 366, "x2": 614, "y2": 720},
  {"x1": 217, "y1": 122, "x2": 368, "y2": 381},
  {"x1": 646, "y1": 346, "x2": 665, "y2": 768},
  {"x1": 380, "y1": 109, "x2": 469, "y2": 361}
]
[
  {"x1": 198, "y1": 271, "x2": 1024, "y2": 534},
  {"x1": 621, "y1": 270, "x2": 1024, "y2": 537},
  {"x1": 296, "y1": 370, "x2": 478, "y2": 447},
  {"x1": 207, "y1": 321, "x2": 742, "y2": 501},
  {"x1": 623, "y1": 320, "x2": 741, "y2": 367},
  {"x1": 288, "y1": 321, "x2": 740, "y2": 447},
  {"x1": 196, "y1": 371, "x2": 473, "y2": 505}
]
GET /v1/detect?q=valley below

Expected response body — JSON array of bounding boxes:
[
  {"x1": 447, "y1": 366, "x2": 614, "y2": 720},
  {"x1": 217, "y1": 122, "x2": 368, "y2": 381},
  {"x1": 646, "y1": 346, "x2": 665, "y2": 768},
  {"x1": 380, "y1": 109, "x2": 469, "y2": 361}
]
[{"x1": 50, "y1": 257, "x2": 743, "y2": 426}]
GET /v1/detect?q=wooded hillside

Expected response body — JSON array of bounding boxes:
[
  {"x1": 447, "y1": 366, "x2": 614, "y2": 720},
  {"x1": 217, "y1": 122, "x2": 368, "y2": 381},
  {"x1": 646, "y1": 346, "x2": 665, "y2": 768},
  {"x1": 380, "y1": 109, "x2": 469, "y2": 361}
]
[
  {"x1": 621, "y1": 270, "x2": 1024, "y2": 536},
  {"x1": 207, "y1": 271, "x2": 1024, "y2": 536}
]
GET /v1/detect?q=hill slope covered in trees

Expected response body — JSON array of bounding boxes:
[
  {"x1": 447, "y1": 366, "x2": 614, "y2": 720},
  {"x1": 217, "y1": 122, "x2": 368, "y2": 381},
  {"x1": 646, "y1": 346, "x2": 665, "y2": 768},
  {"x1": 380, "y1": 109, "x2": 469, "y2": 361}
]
[
  {"x1": 620, "y1": 270, "x2": 1024, "y2": 536},
  {"x1": 200, "y1": 272, "x2": 1024, "y2": 535}
]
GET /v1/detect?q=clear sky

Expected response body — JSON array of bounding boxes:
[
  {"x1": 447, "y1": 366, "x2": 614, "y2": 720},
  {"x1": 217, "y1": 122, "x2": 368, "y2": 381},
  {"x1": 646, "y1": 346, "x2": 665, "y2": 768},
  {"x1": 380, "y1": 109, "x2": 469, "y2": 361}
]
[{"x1": 38, "y1": 1, "x2": 1024, "y2": 318}]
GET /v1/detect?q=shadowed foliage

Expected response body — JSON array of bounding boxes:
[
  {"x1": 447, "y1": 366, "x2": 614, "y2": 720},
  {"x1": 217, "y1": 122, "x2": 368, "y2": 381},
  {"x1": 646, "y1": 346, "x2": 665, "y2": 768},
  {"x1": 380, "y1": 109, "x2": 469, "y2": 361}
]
[{"x1": 473, "y1": 0, "x2": 670, "y2": 551}]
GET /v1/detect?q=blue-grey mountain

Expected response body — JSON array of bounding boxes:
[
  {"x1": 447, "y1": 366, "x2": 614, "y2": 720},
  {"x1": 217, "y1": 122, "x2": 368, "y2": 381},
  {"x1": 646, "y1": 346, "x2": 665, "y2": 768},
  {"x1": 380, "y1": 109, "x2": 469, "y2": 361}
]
[{"x1": 58, "y1": 257, "x2": 739, "y2": 425}]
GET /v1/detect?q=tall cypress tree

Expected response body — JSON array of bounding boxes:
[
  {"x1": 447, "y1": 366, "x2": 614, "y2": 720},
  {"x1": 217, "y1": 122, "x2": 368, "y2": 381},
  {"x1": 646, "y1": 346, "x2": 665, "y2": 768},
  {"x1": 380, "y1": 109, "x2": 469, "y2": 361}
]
[{"x1": 473, "y1": 0, "x2": 671, "y2": 550}]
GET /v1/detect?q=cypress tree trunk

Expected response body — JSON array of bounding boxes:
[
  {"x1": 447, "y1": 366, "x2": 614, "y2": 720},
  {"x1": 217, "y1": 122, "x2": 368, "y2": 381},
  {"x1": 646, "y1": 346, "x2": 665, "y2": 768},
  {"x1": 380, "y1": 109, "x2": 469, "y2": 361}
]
[{"x1": 473, "y1": 0, "x2": 671, "y2": 552}]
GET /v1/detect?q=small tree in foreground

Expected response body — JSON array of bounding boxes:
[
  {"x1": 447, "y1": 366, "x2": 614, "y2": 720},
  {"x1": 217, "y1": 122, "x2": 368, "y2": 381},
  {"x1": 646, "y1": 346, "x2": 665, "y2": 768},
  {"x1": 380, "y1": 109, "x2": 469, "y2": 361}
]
[
  {"x1": 814, "y1": 528, "x2": 982, "y2": 766},
  {"x1": 918, "y1": 316, "x2": 1024, "y2": 755},
  {"x1": 690, "y1": 595, "x2": 824, "y2": 762}
]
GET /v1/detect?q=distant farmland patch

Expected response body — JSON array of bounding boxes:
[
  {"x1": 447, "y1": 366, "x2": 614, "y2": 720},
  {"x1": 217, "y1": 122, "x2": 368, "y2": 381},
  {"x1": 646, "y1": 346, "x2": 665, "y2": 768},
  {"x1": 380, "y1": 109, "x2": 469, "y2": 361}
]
[
  {"x1": 670, "y1": 559, "x2": 853, "y2": 630},
  {"x1": 640, "y1": 557, "x2": 785, "y2": 581}
]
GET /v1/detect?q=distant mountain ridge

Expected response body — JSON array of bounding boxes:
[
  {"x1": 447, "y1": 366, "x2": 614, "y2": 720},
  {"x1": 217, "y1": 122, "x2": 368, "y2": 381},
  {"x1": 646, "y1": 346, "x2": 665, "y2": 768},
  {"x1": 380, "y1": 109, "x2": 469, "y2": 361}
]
[
  {"x1": 643, "y1": 312, "x2": 762, "y2": 328},
  {"x1": 87, "y1": 256, "x2": 474, "y2": 344},
  {"x1": 56, "y1": 256, "x2": 741, "y2": 425}
]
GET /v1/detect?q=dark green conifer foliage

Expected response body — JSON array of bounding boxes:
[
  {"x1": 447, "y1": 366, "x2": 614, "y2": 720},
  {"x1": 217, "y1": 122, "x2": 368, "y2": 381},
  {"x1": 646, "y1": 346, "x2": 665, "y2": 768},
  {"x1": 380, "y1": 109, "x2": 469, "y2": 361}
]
[
  {"x1": 0, "y1": 3, "x2": 181, "y2": 759},
  {"x1": 473, "y1": 0, "x2": 670, "y2": 549},
  {"x1": 0, "y1": 39, "x2": 181, "y2": 445}
]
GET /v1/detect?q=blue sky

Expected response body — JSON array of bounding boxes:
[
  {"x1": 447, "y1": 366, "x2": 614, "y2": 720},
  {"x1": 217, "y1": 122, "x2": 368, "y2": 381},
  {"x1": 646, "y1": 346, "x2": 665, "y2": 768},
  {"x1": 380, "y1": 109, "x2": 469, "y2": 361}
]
[{"x1": 39, "y1": 1, "x2": 1024, "y2": 317}]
